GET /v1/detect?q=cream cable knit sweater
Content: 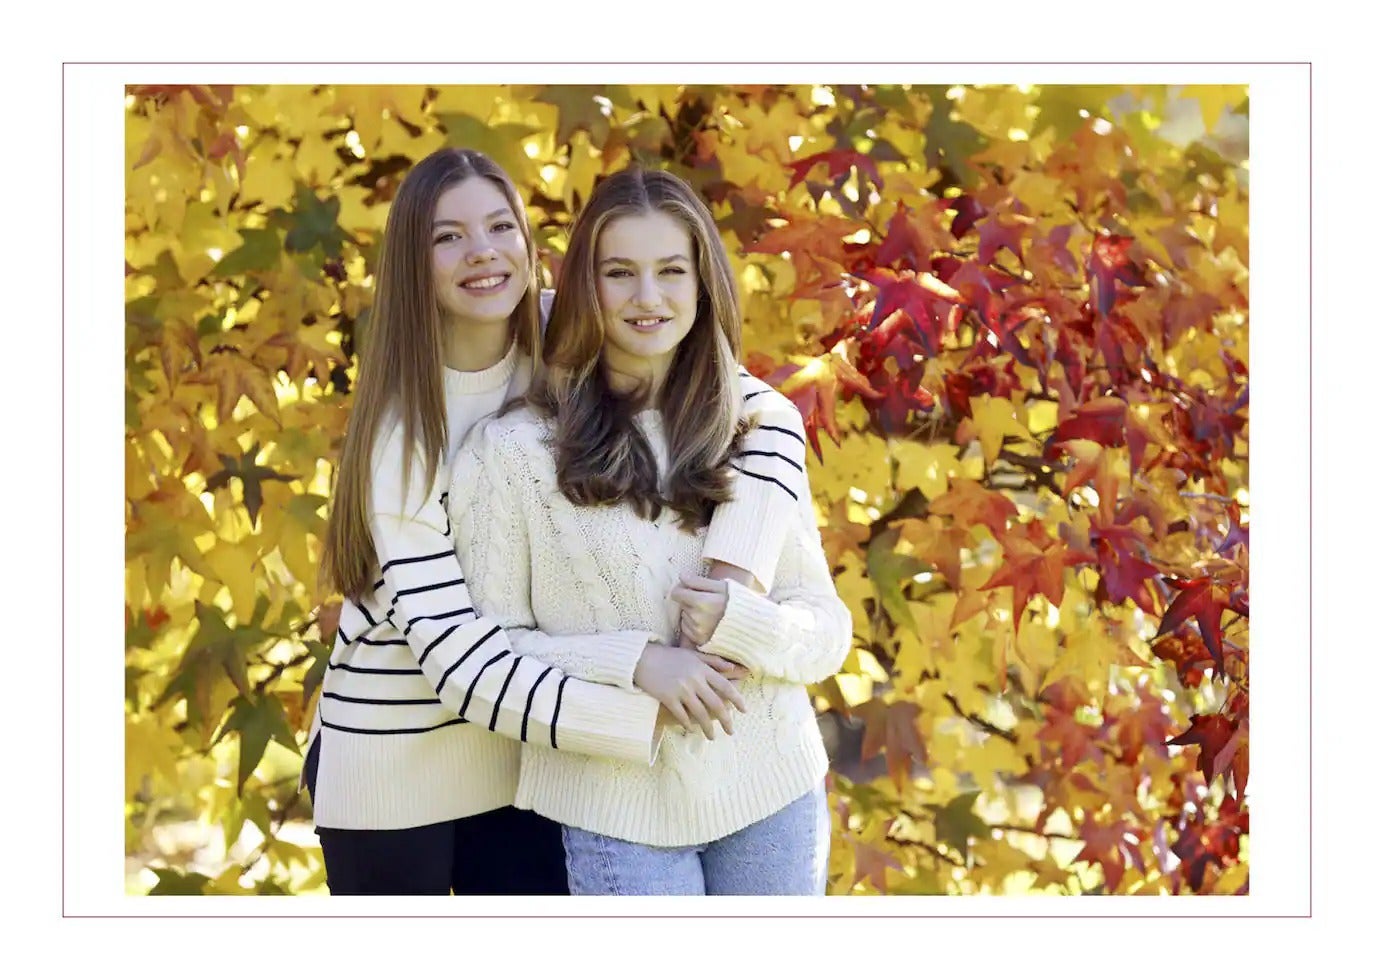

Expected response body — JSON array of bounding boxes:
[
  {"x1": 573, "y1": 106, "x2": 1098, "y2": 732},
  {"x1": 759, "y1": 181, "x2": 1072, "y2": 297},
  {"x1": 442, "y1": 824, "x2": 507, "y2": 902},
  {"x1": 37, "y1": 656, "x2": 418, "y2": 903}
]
[
  {"x1": 304, "y1": 341, "x2": 814, "y2": 831},
  {"x1": 449, "y1": 406, "x2": 852, "y2": 847}
]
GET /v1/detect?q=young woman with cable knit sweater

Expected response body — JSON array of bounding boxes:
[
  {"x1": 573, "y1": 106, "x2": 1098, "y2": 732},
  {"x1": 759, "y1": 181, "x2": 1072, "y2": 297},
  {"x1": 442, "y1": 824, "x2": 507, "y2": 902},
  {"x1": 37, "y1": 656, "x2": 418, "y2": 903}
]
[
  {"x1": 448, "y1": 168, "x2": 852, "y2": 895},
  {"x1": 305, "y1": 149, "x2": 816, "y2": 895}
]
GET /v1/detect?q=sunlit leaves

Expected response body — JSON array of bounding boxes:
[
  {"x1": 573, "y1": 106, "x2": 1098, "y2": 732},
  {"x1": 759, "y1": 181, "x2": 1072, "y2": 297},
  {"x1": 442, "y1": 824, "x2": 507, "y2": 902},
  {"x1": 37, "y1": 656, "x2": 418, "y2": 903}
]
[{"x1": 124, "y1": 81, "x2": 1248, "y2": 897}]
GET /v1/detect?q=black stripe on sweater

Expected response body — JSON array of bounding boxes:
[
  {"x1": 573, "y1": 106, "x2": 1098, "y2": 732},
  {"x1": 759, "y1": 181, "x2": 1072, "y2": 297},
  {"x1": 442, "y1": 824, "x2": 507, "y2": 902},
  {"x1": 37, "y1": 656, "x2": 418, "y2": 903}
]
[
  {"x1": 550, "y1": 676, "x2": 570, "y2": 750},
  {"x1": 522, "y1": 666, "x2": 555, "y2": 743},
  {"x1": 353, "y1": 635, "x2": 409, "y2": 647},
  {"x1": 489, "y1": 657, "x2": 522, "y2": 731},
  {"x1": 459, "y1": 650, "x2": 511, "y2": 718},
  {"x1": 327, "y1": 662, "x2": 422, "y2": 676},
  {"x1": 730, "y1": 464, "x2": 800, "y2": 501},
  {"x1": 354, "y1": 601, "x2": 380, "y2": 629},
  {"x1": 322, "y1": 692, "x2": 442, "y2": 706},
  {"x1": 738, "y1": 449, "x2": 804, "y2": 474},
  {"x1": 434, "y1": 624, "x2": 503, "y2": 691},
  {"x1": 320, "y1": 717, "x2": 468, "y2": 736},
  {"x1": 403, "y1": 608, "x2": 475, "y2": 637},
  {"x1": 378, "y1": 551, "x2": 453, "y2": 576},
  {"x1": 393, "y1": 577, "x2": 466, "y2": 599},
  {"x1": 757, "y1": 423, "x2": 806, "y2": 446}
]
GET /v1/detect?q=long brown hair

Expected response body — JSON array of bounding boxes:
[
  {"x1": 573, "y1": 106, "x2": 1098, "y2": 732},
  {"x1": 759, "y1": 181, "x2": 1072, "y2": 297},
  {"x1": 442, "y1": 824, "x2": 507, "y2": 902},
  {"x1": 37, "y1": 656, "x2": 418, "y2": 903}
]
[
  {"x1": 529, "y1": 167, "x2": 745, "y2": 532},
  {"x1": 321, "y1": 148, "x2": 541, "y2": 600}
]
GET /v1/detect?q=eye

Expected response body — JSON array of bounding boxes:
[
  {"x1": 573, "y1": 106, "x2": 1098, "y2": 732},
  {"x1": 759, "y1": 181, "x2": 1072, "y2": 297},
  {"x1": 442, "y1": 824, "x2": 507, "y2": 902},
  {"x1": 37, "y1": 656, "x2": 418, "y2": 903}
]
[
  {"x1": 661, "y1": 266, "x2": 687, "y2": 276},
  {"x1": 492, "y1": 220, "x2": 517, "y2": 233},
  {"x1": 434, "y1": 231, "x2": 461, "y2": 245},
  {"x1": 604, "y1": 268, "x2": 632, "y2": 278}
]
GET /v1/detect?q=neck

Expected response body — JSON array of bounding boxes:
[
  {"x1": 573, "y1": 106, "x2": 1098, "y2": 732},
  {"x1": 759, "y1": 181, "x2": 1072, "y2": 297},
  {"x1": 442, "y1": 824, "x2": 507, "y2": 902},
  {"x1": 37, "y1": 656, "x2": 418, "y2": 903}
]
[
  {"x1": 442, "y1": 318, "x2": 513, "y2": 372},
  {"x1": 602, "y1": 353, "x2": 671, "y2": 408}
]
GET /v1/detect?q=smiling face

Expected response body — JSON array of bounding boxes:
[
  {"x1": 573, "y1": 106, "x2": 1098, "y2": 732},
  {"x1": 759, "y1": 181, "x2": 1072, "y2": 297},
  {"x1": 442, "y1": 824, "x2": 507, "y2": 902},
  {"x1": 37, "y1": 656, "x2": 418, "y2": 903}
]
[
  {"x1": 430, "y1": 176, "x2": 531, "y2": 331},
  {"x1": 595, "y1": 209, "x2": 700, "y2": 387}
]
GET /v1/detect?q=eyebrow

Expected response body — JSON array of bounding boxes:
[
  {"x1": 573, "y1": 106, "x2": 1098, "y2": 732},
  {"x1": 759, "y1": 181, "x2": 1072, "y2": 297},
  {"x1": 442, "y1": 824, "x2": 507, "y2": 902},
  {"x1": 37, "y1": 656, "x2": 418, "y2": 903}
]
[
  {"x1": 432, "y1": 208, "x2": 513, "y2": 229},
  {"x1": 598, "y1": 254, "x2": 692, "y2": 266}
]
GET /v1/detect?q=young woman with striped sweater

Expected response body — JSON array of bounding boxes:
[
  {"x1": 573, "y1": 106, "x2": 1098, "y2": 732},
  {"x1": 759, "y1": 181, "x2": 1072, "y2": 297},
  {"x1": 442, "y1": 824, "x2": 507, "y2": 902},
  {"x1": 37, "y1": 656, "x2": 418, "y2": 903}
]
[
  {"x1": 305, "y1": 148, "x2": 814, "y2": 895},
  {"x1": 448, "y1": 168, "x2": 850, "y2": 895}
]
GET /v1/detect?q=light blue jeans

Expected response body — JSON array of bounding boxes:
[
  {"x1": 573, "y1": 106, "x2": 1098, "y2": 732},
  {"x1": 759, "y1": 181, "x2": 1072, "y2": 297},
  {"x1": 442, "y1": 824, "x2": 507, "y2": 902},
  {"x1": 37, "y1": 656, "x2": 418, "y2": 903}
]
[{"x1": 561, "y1": 783, "x2": 830, "y2": 895}]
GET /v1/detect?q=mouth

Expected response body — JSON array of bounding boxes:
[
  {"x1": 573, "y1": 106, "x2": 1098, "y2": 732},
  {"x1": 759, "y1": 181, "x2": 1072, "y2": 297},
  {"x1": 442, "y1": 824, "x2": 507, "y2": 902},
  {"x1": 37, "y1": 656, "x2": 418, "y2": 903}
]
[
  {"x1": 625, "y1": 316, "x2": 672, "y2": 333},
  {"x1": 459, "y1": 273, "x2": 511, "y2": 294}
]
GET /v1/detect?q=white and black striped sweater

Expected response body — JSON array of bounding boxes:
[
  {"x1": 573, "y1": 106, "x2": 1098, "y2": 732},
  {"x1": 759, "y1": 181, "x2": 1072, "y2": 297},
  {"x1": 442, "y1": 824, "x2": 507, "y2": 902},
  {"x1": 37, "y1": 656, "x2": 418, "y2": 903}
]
[{"x1": 304, "y1": 343, "x2": 812, "y2": 831}]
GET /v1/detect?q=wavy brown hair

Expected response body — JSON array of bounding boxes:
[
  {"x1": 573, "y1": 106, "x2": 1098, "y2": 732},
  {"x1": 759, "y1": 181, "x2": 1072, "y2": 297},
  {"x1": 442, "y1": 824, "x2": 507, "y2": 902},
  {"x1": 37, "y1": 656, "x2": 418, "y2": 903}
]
[
  {"x1": 528, "y1": 167, "x2": 746, "y2": 532},
  {"x1": 321, "y1": 148, "x2": 541, "y2": 600}
]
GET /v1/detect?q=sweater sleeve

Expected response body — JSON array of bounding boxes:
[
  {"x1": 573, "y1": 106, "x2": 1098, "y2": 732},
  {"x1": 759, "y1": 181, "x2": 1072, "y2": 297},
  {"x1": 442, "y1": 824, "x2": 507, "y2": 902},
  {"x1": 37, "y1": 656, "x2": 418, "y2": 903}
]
[
  {"x1": 698, "y1": 455, "x2": 852, "y2": 685},
  {"x1": 700, "y1": 369, "x2": 810, "y2": 593},
  {"x1": 366, "y1": 416, "x2": 660, "y2": 765}
]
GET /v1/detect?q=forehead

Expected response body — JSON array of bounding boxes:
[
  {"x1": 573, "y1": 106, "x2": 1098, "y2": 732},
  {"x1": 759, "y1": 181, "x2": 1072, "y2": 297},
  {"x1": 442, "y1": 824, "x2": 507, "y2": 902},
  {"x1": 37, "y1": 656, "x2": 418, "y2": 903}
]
[
  {"x1": 433, "y1": 177, "x2": 513, "y2": 223},
  {"x1": 597, "y1": 210, "x2": 693, "y2": 259}
]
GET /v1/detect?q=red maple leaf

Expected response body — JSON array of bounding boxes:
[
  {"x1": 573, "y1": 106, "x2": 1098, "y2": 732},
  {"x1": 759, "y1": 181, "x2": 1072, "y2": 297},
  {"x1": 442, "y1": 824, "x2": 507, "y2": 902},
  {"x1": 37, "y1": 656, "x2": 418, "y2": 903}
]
[
  {"x1": 928, "y1": 478, "x2": 1019, "y2": 536},
  {"x1": 977, "y1": 212, "x2": 1036, "y2": 267},
  {"x1": 856, "y1": 699, "x2": 926, "y2": 786},
  {"x1": 1155, "y1": 577, "x2": 1230, "y2": 671},
  {"x1": 1036, "y1": 705, "x2": 1104, "y2": 770},
  {"x1": 865, "y1": 268, "x2": 963, "y2": 356},
  {"x1": 1151, "y1": 631, "x2": 1213, "y2": 688},
  {"x1": 1167, "y1": 713, "x2": 1237, "y2": 784},
  {"x1": 1086, "y1": 233, "x2": 1147, "y2": 316},
  {"x1": 1110, "y1": 687, "x2": 1174, "y2": 765},
  {"x1": 1094, "y1": 537, "x2": 1162, "y2": 615},
  {"x1": 1076, "y1": 811, "x2": 1144, "y2": 892},
  {"x1": 786, "y1": 377, "x2": 842, "y2": 461},
  {"x1": 948, "y1": 193, "x2": 989, "y2": 239},
  {"x1": 979, "y1": 519, "x2": 1093, "y2": 627},
  {"x1": 1172, "y1": 794, "x2": 1248, "y2": 891},
  {"x1": 873, "y1": 198, "x2": 957, "y2": 274},
  {"x1": 784, "y1": 149, "x2": 882, "y2": 190}
]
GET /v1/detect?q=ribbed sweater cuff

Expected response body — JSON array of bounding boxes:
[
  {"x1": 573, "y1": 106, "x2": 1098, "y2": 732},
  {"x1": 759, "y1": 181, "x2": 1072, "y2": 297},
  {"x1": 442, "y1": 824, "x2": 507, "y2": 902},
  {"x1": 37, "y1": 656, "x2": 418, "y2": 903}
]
[
  {"x1": 700, "y1": 579, "x2": 780, "y2": 675},
  {"x1": 701, "y1": 483, "x2": 792, "y2": 594},
  {"x1": 594, "y1": 630, "x2": 655, "y2": 691},
  {"x1": 556, "y1": 682, "x2": 661, "y2": 766}
]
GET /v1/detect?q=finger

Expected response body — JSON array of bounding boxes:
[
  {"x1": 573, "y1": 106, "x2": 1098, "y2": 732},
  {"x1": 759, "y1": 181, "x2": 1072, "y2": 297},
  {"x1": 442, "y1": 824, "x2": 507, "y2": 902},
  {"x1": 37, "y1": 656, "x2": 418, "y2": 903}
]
[
  {"x1": 669, "y1": 584, "x2": 697, "y2": 607},
  {"x1": 681, "y1": 691, "x2": 715, "y2": 739},
  {"x1": 705, "y1": 670, "x2": 748, "y2": 714},
  {"x1": 664, "y1": 699, "x2": 694, "y2": 732},
  {"x1": 680, "y1": 574, "x2": 729, "y2": 593},
  {"x1": 692, "y1": 684, "x2": 732, "y2": 736},
  {"x1": 698, "y1": 653, "x2": 742, "y2": 673}
]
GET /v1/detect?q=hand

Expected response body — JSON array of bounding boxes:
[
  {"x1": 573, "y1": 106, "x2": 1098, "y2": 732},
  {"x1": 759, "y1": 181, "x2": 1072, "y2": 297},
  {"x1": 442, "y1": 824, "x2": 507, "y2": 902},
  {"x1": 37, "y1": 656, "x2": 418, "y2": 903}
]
[
  {"x1": 671, "y1": 574, "x2": 730, "y2": 648},
  {"x1": 633, "y1": 643, "x2": 747, "y2": 738}
]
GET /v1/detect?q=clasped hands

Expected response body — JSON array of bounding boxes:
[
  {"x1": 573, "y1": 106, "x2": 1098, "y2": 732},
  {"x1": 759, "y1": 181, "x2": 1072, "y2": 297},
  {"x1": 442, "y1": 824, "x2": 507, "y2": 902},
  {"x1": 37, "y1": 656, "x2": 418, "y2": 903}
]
[{"x1": 632, "y1": 575, "x2": 746, "y2": 739}]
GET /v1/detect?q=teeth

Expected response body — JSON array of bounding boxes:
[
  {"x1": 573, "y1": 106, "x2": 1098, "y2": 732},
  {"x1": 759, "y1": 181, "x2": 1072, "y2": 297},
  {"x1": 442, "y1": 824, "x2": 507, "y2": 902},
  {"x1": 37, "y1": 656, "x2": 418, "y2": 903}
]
[
  {"x1": 463, "y1": 275, "x2": 507, "y2": 289},
  {"x1": 629, "y1": 318, "x2": 667, "y2": 326}
]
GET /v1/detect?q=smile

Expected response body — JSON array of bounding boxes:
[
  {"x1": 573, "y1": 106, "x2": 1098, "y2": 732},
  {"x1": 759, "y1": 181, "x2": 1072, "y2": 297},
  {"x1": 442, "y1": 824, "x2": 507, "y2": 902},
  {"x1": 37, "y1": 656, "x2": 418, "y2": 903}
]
[
  {"x1": 460, "y1": 274, "x2": 511, "y2": 292},
  {"x1": 626, "y1": 316, "x2": 671, "y2": 331}
]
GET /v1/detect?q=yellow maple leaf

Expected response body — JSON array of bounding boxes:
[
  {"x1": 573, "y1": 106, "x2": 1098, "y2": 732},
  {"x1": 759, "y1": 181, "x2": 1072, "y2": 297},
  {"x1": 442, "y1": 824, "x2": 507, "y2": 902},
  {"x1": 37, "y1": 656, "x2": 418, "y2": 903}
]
[{"x1": 969, "y1": 394, "x2": 1031, "y2": 466}]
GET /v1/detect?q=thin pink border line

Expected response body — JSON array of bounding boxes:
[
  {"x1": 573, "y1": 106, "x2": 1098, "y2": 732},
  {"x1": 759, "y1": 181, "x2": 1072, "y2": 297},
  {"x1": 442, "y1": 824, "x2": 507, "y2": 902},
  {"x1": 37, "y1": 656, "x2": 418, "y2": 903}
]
[
  {"x1": 61, "y1": 61, "x2": 66, "y2": 919},
  {"x1": 1307, "y1": 61, "x2": 1314, "y2": 919},
  {"x1": 63, "y1": 914, "x2": 1307, "y2": 919},
  {"x1": 94, "y1": 70, "x2": 1297, "y2": 918},
  {"x1": 74, "y1": 60, "x2": 1309, "y2": 66}
]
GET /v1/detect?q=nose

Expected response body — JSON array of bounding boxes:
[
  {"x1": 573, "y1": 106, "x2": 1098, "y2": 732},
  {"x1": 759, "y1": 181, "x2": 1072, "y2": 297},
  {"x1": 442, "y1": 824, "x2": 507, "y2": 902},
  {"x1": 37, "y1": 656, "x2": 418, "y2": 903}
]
[
  {"x1": 633, "y1": 274, "x2": 661, "y2": 309},
  {"x1": 465, "y1": 233, "x2": 497, "y2": 264}
]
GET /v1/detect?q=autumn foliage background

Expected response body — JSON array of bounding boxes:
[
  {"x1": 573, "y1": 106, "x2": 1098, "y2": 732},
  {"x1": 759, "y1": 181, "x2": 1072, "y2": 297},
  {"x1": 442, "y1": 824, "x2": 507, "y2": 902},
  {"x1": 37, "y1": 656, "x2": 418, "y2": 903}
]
[{"x1": 124, "y1": 83, "x2": 1249, "y2": 896}]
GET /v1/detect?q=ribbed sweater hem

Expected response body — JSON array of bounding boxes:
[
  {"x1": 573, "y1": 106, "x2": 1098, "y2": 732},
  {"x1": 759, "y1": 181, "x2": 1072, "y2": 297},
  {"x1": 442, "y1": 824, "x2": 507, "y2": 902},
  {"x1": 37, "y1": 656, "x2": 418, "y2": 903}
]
[
  {"x1": 311, "y1": 724, "x2": 519, "y2": 831},
  {"x1": 514, "y1": 737, "x2": 830, "y2": 847}
]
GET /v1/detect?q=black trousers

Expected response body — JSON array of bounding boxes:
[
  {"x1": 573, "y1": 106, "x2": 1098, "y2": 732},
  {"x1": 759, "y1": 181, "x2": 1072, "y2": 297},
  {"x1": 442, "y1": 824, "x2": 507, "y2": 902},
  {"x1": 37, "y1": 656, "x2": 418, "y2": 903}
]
[{"x1": 304, "y1": 736, "x2": 570, "y2": 896}]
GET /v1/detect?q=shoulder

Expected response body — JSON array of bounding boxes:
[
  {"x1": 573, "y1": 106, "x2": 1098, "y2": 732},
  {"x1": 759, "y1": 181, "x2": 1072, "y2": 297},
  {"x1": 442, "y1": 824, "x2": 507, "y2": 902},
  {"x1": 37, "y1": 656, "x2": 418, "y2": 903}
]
[
  {"x1": 464, "y1": 404, "x2": 554, "y2": 468},
  {"x1": 736, "y1": 367, "x2": 805, "y2": 430}
]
